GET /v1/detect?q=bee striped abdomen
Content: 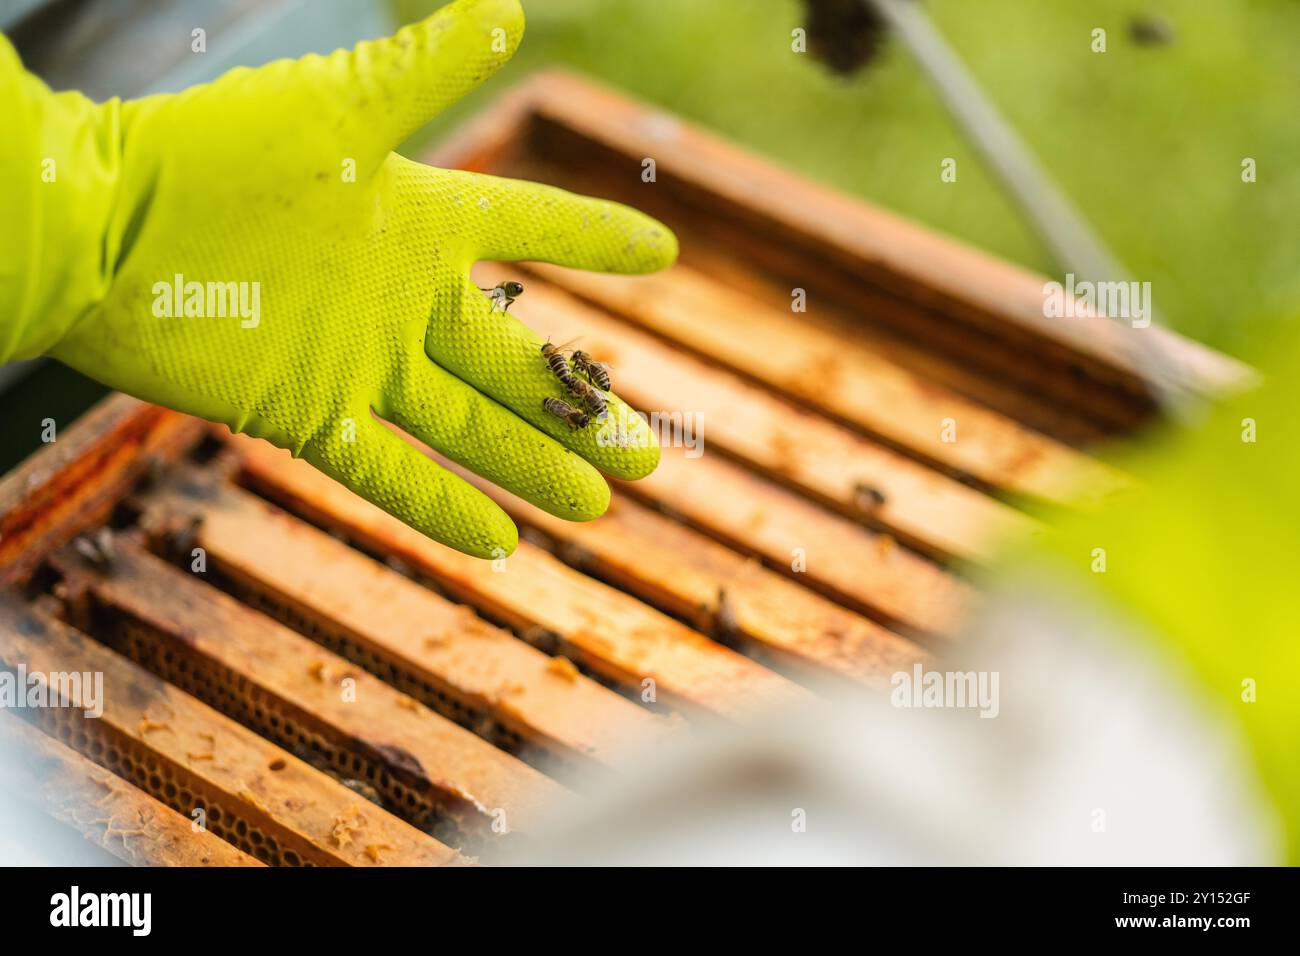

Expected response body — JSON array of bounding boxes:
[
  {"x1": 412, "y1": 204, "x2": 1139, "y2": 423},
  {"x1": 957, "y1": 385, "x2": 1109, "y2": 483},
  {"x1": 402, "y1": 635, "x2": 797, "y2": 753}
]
[{"x1": 541, "y1": 342, "x2": 577, "y2": 388}]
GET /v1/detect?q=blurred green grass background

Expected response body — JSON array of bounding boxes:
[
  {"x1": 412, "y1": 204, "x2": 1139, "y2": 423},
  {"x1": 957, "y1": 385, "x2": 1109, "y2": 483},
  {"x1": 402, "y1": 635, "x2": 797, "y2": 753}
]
[{"x1": 396, "y1": 0, "x2": 1299, "y2": 361}]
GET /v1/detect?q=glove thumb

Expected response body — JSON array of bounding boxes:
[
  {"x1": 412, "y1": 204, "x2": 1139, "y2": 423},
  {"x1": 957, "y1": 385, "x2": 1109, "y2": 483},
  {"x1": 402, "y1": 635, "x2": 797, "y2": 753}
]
[{"x1": 335, "y1": 0, "x2": 523, "y2": 160}]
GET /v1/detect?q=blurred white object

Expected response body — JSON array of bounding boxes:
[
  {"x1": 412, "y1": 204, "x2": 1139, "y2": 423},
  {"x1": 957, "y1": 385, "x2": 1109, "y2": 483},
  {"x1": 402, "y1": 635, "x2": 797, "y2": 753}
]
[{"x1": 510, "y1": 568, "x2": 1279, "y2": 865}]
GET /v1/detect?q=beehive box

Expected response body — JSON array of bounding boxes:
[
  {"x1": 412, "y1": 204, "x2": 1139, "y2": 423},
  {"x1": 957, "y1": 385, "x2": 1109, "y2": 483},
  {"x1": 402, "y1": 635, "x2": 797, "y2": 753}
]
[{"x1": 0, "y1": 72, "x2": 1249, "y2": 866}]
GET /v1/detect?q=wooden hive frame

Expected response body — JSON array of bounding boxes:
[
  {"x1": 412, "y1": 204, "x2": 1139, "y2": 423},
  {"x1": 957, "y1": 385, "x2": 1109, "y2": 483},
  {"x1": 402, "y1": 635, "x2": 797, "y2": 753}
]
[{"x1": 0, "y1": 71, "x2": 1248, "y2": 866}]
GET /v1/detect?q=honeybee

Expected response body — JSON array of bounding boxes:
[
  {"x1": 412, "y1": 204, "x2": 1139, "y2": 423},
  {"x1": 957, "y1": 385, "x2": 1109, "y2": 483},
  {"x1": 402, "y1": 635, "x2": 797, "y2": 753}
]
[
  {"x1": 566, "y1": 375, "x2": 608, "y2": 419},
  {"x1": 713, "y1": 587, "x2": 739, "y2": 642},
  {"x1": 73, "y1": 527, "x2": 116, "y2": 569},
  {"x1": 540, "y1": 339, "x2": 577, "y2": 389},
  {"x1": 479, "y1": 280, "x2": 524, "y2": 313},
  {"x1": 853, "y1": 482, "x2": 887, "y2": 511},
  {"x1": 542, "y1": 397, "x2": 590, "y2": 429},
  {"x1": 571, "y1": 350, "x2": 612, "y2": 391}
]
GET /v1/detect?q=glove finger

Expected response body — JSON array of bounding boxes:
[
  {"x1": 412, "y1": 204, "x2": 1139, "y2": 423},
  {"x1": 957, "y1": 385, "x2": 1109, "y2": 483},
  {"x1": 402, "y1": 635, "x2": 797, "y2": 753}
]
[
  {"x1": 325, "y1": 0, "x2": 523, "y2": 165},
  {"x1": 385, "y1": 359, "x2": 611, "y2": 521},
  {"x1": 426, "y1": 277, "x2": 661, "y2": 480},
  {"x1": 302, "y1": 414, "x2": 518, "y2": 558},
  {"x1": 453, "y1": 172, "x2": 678, "y2": 273}
]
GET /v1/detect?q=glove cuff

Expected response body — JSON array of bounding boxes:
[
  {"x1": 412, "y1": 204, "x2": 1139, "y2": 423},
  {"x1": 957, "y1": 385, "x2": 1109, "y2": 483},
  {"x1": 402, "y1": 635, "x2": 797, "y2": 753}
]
[{"x1": 1, "y1": 35, "x2": 123, "y2": 364}]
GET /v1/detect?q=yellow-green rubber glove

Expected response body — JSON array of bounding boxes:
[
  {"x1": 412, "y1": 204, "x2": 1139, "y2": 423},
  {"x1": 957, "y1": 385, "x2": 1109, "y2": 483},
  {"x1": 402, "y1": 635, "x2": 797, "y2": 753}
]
[{"x1": 0, "y1": 0, "x2": 676, "y2": 558}]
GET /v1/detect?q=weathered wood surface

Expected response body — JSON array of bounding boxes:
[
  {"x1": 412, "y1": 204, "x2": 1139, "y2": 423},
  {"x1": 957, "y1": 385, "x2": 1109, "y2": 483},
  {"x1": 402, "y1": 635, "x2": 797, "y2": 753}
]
[
  {"x1": 50, "y1": 537, "x2": 567, "y2": 845},
  {"x1": 230, "y1": 435, "x2": 813, "y2": 720},
  {"x1": 454, "y1": 470, "x2": 931, "y2": 689},
  {"x1": 0, "y1": 597, "x2": 465, "y2": 866},
  {"x1": 624, "y1": 449, "x2": 975, "y2": 640},
  {"x1": 134, "y1": 473, "x2": 675, "y2": 773},
  {"x1": 0, "y1": 713, "x2": 262, "y2": 867},
  {"x1": 0, "y1": 395, "x2": 204, "y2": 588}
]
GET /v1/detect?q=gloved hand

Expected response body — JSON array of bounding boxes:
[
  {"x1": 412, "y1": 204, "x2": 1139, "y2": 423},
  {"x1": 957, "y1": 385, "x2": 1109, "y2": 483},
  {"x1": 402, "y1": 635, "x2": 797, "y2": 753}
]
[{"x1": 0, "y1": 0, "x2": 675, "y2": 558}]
